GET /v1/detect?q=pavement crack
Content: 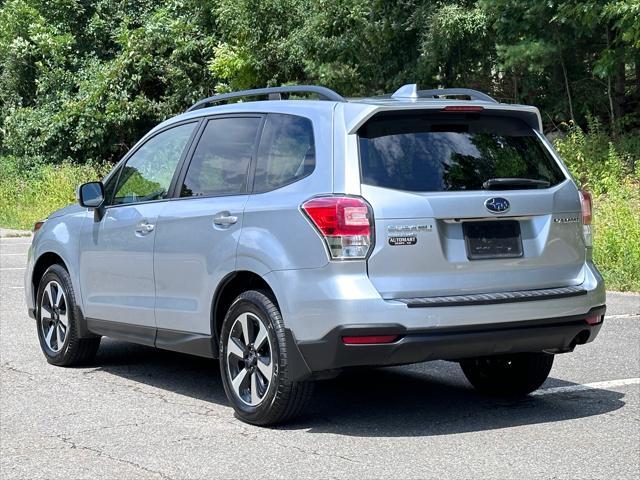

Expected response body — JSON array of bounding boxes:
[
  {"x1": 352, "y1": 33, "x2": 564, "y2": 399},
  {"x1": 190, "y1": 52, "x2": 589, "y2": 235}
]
[
  {"x1": 54, "y1": 433, "x2": 172, "y2": 479},
  {"x1": 1, "y1": 361, "x2": 35, "y2": 379}
]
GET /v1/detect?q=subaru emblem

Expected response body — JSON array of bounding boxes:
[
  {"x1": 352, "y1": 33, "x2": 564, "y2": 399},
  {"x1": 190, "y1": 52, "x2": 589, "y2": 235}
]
[{"x1": 485, "y1": 197, "x2": 510, "y2": 214}]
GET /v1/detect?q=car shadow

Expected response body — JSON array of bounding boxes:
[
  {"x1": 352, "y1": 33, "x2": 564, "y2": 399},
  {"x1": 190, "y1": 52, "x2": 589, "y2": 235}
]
[{"x1": 93, "y1": 339, "x2": 627, "y2": 437}]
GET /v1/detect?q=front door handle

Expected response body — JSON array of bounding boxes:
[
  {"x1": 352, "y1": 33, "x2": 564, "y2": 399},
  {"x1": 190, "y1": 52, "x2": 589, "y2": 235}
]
[
  {"x1": 135, "y1": 220, "x2": 155, "y2": 235},
  {"x1": 213, "y1": 211, "x2": 238, "y2": 226}
]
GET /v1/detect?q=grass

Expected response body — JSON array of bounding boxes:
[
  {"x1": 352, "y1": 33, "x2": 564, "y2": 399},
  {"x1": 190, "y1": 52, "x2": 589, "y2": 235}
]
[
  {"x1": 0, "y1": 158, "x2": 109, "y2": 230},
  {"x1": 1, "y1": 125, "x2": 639, "y2": 291}
]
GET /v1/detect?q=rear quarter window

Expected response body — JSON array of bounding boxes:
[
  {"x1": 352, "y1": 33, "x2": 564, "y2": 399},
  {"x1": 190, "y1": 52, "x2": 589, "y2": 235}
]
[
  {"x1": 358, "y1": 113, "x2": 565, "y2": 192},
  {"x1": 253, "y1": 114, "x2": 315, "y2": 193}
]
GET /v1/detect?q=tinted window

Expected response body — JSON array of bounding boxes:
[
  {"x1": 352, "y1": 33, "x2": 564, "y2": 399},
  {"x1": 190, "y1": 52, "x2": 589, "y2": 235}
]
[
  {"x1": 103, "y1": 165, "x2": 121, "y2": 205},
  {"x1": 358, "y1": 114, "x2": 565, "y2": 192},
  {"x1": 253, "y1": 114, "x2": 315, "y2": 192},
  {"x1": 112, "y1": 123, "x2": 195, "y2": 205},
  {"x1": 181, "y1": 117, "x2": 261, "y2": 197}
]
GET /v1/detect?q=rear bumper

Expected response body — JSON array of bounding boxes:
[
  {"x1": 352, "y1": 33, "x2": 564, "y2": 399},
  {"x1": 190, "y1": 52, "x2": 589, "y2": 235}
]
[{"x1": 289, "y1": 306, "x2": 605, "y2": 380}]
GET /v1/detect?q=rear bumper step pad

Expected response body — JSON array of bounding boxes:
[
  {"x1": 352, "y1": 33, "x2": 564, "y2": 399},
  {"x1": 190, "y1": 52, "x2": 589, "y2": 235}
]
[{"x1": 396, "y1": 285, "x2": 586, "y2": 308}]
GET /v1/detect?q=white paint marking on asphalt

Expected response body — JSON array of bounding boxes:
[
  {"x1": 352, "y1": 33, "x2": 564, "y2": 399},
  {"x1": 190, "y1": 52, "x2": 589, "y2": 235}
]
[
  {"x1": 0, "y1": 253, "x2": 27, "y2": 256},
  {"x1": 606, "y1": 314, "x2": 639, "y2": 319},
  {"x1": 0, "y1": 267, "x2": 26, "y2": 271},
  {"x1": 0, "y1": 242, "x2": 31, "y2": 245},
  {"x1": 533, "y1": 377, "x2": 640, "y2": 396}
]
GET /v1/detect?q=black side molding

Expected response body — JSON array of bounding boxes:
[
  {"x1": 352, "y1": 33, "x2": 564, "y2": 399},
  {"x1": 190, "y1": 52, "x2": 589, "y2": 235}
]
[
  {"x1": 85, "y1": 318, "x2": 214, "y2": 358},
  {"x1": 397, "y1": 285, "x2": 587, "y2": 308}
]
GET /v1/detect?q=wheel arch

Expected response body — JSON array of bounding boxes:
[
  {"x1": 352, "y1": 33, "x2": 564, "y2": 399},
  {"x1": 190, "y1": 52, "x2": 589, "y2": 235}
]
[
  {"x1": 211, "y1": 270, "x2": 279, "y2": 357},
  {"x1": 31, "y1": 252, "x2": 68, "y2": 304}
]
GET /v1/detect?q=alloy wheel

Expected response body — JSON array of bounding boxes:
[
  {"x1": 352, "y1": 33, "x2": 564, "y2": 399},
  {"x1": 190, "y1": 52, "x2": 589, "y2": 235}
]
[
  {"x1": 40, "y1": 281, "x2": 68, "y2": 353},
  {"x1": 226, "y1": 312, "x2": 274, "y2": 406}
]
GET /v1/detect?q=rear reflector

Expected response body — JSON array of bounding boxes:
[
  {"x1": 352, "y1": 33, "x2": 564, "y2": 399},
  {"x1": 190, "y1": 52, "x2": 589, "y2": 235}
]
[
  {"x1": 302, "y1": 196, "x2": 373, "y2": 260},
  {"x1": 442, "y1": 105, "x2": 485, "y2": 112},
  {"x1": 585, "y1": 315, "x2": 603, "y2": 325},
  {"x1": 342, "y1": 335, "x2": 399, "y2": 345}
]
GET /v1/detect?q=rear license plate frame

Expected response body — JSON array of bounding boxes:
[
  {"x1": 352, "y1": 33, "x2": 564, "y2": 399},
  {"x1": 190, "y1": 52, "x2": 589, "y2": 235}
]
[{"x1": 463, "y1": 220, "x2": 523, "y2": 260}]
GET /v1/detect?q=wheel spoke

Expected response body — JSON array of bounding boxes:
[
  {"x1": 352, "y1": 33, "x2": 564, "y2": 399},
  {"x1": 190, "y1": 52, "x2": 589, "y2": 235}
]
[
  {"x1": 54, "y1": 284, "x2": 64, "y2": 308},
  {"x1": 227, "y1": 337, "x2": 245, "y2": 359},
  {"x1": 231, "y1": 368, "x2": 248, "y2": 394},
  {"x1": 251, "y1": 372, "x2": 260, "y2": 404},
  {"x1": 41, "y1": 303, "x2": 53, "y2": 319},
  {"x1": 239, "y1": 313, "x2": 251, "y2": 345},
  {"x1": 45, "y1": 283, "x2": 54, "y2": 308},
  {"x1": 56, "y1": 324, "x2": 64, "y2": 349},
  {"x1": 45, "y1": 325, "x2": 54, "y2": 347},
  {"x1": 254, "y1": 322, "x2": 268, "y2": 350},
  {"x1": 257, "y1": 357, "x2": 272, "y2": 380},
  {"x1": 58, "y1": 311, "x2": 69, "y2": 328}
]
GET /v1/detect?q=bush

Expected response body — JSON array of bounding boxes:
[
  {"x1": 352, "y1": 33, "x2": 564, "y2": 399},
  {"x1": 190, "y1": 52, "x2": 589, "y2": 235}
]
[
  {"x1": 554, "y1": 122, "x2": 640, "y2": 291},
  {"x1": 0, "y1": 157, "x2": 109, "y2": 230}
]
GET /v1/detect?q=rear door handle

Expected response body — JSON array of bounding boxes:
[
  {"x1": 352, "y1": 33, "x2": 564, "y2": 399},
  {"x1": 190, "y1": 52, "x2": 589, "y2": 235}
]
[
  {"x1": 135, "y1": 220, "x2": 155, "y2": 234},
  {"x1": 213, "y1": 211, "x2": 238, "y2": 226}
]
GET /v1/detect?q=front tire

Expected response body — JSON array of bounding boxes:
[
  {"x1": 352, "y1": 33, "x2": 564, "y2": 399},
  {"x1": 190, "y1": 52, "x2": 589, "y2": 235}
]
[
  {"x1": 36, "y1": 264, "x2": 101, "y2": 366},
  {"x1": 219, "y1": 290, "x2": 313, "y2": 426},
  {"x1": 460, "y1": 352, "x2": 554, "y2": 396}
]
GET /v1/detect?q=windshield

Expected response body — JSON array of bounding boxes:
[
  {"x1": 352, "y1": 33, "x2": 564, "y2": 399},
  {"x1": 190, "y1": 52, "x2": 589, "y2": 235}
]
[{"x1": 358, "y1": 113, "x2": 566, "y2": 192}]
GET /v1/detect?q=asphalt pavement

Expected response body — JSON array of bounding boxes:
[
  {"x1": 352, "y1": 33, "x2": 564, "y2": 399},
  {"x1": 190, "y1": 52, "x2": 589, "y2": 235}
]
[{"x1": 1, "y1": 235, "x2": 639, "y2": 479}]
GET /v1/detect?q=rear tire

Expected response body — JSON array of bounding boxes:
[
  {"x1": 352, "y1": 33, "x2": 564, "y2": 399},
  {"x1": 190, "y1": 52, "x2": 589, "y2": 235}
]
[
  {"x1": 460, "y1": 352, "x2": 554, "y2": 396},
  {"x1": 219, "y1": 290, "x2": 313, "y2": 426},
  {"x1": 36, "y1": 264, "x2": 101, "y2": 366}
]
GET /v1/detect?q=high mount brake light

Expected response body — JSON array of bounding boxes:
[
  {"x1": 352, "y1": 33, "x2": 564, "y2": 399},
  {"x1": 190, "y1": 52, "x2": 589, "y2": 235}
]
[
  {"x1": 302, "y1": 196, "x2": 373, "y2": 260},
  {"x1": 441, "y1": 105, "x2": 485, "y2": 112},
  {"x1": 579, "y1": 190, "x2": 593, "y2": 248}
]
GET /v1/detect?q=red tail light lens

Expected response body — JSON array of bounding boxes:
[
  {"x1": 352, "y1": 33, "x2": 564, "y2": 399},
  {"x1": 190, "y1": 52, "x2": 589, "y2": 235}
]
[
  {"x1": 579, "y1": 190, "x2": 592, "y2": 225},
  {"x1": 33, "y1": 220, "x2": 45, "y2": 232},
  {"x1": 342, "y1": 335, "x2": 399, "y2": 345},
  {"x1": 302, "y1": 196, "x2": 373, "y2": 259}
]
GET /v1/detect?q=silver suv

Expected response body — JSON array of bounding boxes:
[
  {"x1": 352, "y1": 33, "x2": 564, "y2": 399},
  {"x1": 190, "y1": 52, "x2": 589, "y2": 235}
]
[{"x1": 25, "y1": 84, "x2": 606, "y2": 425}]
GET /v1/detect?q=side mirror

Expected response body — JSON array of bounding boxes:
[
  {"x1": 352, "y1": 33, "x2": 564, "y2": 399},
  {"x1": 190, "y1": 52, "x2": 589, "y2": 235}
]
[{"x1": 78, "y1": 181, "x2": 105, "y2": 209}]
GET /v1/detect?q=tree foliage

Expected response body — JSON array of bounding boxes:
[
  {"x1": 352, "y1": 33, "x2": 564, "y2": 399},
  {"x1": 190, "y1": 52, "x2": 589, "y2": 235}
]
[{"x1": 1, "y1": 0, "x2": 638, "y2": 169}]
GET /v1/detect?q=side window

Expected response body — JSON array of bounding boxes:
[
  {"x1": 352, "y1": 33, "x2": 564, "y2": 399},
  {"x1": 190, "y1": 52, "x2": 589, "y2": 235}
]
[
  {"x1": 181, "y1": 117, "x2": 261, "y2": 197},
  {"x1": 253, "y1": 114, "x2": 315, "y2": 193},
  {"x1": 102, "y1": 165, "x2": 121, "y2": 205},
  {"x1": 112, "y1": 123, "x2": 196, "y2": 205}
]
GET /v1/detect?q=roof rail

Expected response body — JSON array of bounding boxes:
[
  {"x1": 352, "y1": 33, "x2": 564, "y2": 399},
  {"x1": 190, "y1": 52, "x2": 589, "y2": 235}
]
[
  {"x1": 391, "y1": 84, "x2": 498, "y2": 104},
  {"x1": 186, "y1": 85, "x2": 346, "y2": 112}
]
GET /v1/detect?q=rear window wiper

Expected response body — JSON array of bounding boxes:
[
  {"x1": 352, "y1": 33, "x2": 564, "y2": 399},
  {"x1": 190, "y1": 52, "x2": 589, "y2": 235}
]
[{"x1": 482, "y1": 178, "x2": 551, "y2": 190}]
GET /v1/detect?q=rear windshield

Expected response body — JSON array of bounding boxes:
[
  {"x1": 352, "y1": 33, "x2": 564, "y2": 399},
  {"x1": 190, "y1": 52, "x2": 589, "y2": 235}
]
[{"x1": 358, "y1": 113, "x2": 565, "y2": 192}]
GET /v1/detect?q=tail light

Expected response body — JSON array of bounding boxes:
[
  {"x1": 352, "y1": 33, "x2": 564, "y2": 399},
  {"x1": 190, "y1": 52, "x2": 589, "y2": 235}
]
[
  {"x1": 579, "y1": 190, "x2": 592, "y2": 225},
  {"x1": 302, "y1": 196, "x2": 373, "y2": 260},
  {"x1": 579, "y1": 190, "x2": 593, "y2": 247},
  {"x1": 33, "y1": 220, "x2": 45, "y2": 232}
]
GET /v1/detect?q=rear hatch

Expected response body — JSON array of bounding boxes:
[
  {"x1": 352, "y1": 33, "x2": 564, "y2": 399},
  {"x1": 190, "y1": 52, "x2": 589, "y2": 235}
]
[{"x1": 358, "y1": 109, "x2": 586, "y2": 299}]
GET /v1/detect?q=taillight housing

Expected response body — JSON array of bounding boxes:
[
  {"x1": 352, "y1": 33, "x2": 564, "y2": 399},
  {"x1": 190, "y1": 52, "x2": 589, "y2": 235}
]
[
  {"x1": 302, "y1": 196, "x2": 373, "y2": 260},
  {"x1": 579, "y1": 190, "x2": 593, "y2": 247},
  {"x1": 33, "y1": 220, "x2": 46, "y2": 232}
]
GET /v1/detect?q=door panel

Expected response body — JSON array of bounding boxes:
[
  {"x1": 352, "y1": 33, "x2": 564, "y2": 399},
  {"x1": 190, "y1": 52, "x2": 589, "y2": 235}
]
[
  {"x1": 154, "y1": 196, "x2": 248, "y2": 334},
  {"x1": 79, "y1": 203, "x2": 163, "y2": 327}
]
